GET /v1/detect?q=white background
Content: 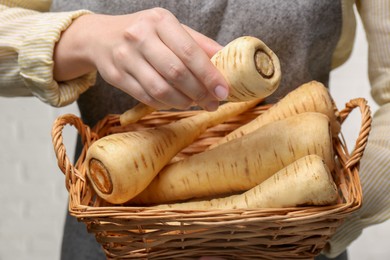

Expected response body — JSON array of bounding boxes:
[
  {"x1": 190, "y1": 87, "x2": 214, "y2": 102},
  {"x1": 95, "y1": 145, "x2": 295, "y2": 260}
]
[{"x1": 0, "y1": 12, "x2": 389, "y2": 260}]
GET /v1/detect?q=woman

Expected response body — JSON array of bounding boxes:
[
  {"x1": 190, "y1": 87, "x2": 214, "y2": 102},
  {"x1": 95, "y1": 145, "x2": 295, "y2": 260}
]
[{"x1": 1, "y1": 1, "x2": 389, "y2": 259}]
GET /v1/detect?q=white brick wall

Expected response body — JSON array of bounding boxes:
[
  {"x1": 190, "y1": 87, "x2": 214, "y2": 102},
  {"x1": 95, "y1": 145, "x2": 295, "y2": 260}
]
[
  {"x1": 0, "y1": 99, "x2": 78, "y2": 260},
  {"x1": 0, "y1": 15, "x2": 389, "y2": 260}
]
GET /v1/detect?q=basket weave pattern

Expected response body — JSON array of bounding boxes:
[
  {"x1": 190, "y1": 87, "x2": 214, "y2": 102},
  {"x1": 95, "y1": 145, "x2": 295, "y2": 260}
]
[{"x1": 52, "y1": 98, "x2": 371, "y2": 259}]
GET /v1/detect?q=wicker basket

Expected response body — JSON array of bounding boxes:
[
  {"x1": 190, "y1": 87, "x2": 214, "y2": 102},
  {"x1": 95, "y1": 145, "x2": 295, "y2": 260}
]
[{"x1": 52, "y1": 98, "x2": 371, "y2": 260}]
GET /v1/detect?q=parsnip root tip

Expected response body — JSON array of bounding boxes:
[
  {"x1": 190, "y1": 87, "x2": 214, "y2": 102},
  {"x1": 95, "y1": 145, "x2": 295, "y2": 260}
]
[{"x1": 120, "y1": 103, "x2": 157, "y2": 126}]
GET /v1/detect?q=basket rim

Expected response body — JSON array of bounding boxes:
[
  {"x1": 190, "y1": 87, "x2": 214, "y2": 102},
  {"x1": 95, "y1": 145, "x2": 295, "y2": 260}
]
[{"x1": 51, "y1": 98, "x2": 371, "y2": 220}]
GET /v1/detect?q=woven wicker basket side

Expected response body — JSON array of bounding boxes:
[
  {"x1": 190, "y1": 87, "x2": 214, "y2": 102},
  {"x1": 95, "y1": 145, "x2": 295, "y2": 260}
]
[{"x1": 51, "y1": 98, "x2": 371, "y2": 259}]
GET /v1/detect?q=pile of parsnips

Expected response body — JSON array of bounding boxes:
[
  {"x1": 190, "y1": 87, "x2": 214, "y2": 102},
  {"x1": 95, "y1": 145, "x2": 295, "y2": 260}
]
[{"x1": 85, "y1": 36, "x2": 341, "y2": 210}]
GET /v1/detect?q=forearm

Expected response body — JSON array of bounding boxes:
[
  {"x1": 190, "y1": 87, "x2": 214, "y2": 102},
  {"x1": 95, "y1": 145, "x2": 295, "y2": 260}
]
[{"x1": 53, "y1": 14, "x2": 98, "y2": 81}]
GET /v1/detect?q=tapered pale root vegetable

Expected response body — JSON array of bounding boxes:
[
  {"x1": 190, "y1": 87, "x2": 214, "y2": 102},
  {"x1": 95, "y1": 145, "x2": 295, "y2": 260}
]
[
  {"x1": 85, "y1": 98, "x2": 261, "y2": 204},
  {"x1": 120, "y1": 103, "x2": 156, "y2": 126},
  {"x1": 130, "y1": 112, "x2": 335, "y2": 205},
  {"x1": 152, "y1": 155, "x2": 338, "y2": 210},
  {"x1": 208, "y1": 81, "x2": 341, "y2": 150},
  {"x1": 120, "y1": 36, "x2": 281, "y2": 126}
]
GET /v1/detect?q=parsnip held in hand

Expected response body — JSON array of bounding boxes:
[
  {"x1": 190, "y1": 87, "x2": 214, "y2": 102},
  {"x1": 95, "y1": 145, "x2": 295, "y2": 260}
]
[
  {"x1": 86, "y1": 99, "x2": 260, "y2": 204},
  {"x1": 208, "y1": 81, "x2": 341, "y2": 150},
  {"x1": 152, "y1": 155, "x2": 338, "y2": 210},
  {"x1": 120, "y1": 36, "x2": 281, "y2": 126},
  {"x1": 130, "y1": 112, "x2": 335, "y2": 205}
]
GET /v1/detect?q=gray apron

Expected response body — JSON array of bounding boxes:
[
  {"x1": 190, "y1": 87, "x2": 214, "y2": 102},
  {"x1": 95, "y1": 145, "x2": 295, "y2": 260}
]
[{"x1": 51, "y1": 1, "x2": 344, "y2": 259}]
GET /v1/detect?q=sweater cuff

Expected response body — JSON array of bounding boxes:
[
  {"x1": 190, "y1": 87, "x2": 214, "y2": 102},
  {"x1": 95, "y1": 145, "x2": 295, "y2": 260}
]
[
  {"x1": 18, "y1": 10, "x2": 96, "y2": 107},
  {"x1": 321, "y1": 102, "x2": 390, "y2": 257}
]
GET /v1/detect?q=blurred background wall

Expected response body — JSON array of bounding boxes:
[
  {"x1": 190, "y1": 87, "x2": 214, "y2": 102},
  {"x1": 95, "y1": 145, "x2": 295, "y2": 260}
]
[{"x1": 0, "y1": 9, "x2": 389, "y2": 260}]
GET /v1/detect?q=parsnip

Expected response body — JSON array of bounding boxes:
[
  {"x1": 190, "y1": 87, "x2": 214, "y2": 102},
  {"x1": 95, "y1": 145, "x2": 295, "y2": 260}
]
[
  {"x1": 86, "y1": 99, "x2": 260, "y2": 204},
  {"x1": 120, "y1": 36, "x2": 281, "y2": 126},
  {"x1": 208, "y1": 81, "x2": 340, "y2": 149},
  {"x1": 130, "y1": 112, "x2": 335, "y2": 205},
  {"x1": 120, "y1": 102, "x2": 156, "y2": 126},
  {"x1": 152, "y1": 155, "x2": 338, "y2": 210}
]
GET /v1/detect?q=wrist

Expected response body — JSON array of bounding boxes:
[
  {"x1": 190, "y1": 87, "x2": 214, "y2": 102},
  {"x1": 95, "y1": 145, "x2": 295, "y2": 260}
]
[{"x1": 53, "y1": 13, "x2": 98, "y2": 81}]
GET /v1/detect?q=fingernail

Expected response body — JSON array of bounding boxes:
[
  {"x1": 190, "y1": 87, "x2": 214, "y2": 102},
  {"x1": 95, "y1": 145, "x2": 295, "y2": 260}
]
[
  {"x1": 205, "y1": 100, "x2": 219, "y2": 111},
  {"x1": 214, "y1": 85, "x2": 228, "y2": 100}
]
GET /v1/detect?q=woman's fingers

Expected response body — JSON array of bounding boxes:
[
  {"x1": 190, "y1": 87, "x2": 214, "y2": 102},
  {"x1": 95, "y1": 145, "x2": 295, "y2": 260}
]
[
  {"x1": 99, "y1": 62, "x2": 171, "y2": 110},
  {"x1": 138, "y1": 35, "x2": 218, "y2": 111},
  {"x1": 155, "y1": 10, "x2": 229, "y2": 103},
  {"x1": 182, "y1": 24, "x2": 223, "y2": 58},
  {"x1": 119, "y1": 8, "x2": 227, "y2": 110},
  {"x1": 107, "y1": 49, "x2": 195, "y2": 110},
  {"x1": 125, "y1": 61, "x2": 194, "y2": 110}
]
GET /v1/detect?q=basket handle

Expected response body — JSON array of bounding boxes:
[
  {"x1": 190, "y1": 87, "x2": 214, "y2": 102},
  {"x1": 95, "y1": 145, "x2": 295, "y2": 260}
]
[
  {"x1": 337, "y1": 98, "x2": 372, "y2": 168},
  {"x1": 51, "y1": 114, "x2": 98, "y2": 191}
]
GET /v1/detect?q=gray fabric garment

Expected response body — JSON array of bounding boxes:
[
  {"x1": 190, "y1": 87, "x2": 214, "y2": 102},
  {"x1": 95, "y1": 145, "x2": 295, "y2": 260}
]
[{"x1": 51, "y1": 1, "x2": 343, "y2": 259}]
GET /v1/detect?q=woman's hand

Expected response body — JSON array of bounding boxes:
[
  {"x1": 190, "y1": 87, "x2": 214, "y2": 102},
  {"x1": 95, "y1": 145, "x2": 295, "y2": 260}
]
[{"x1": 53, "y1": 8, "x2": 228, "y2": 111}]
